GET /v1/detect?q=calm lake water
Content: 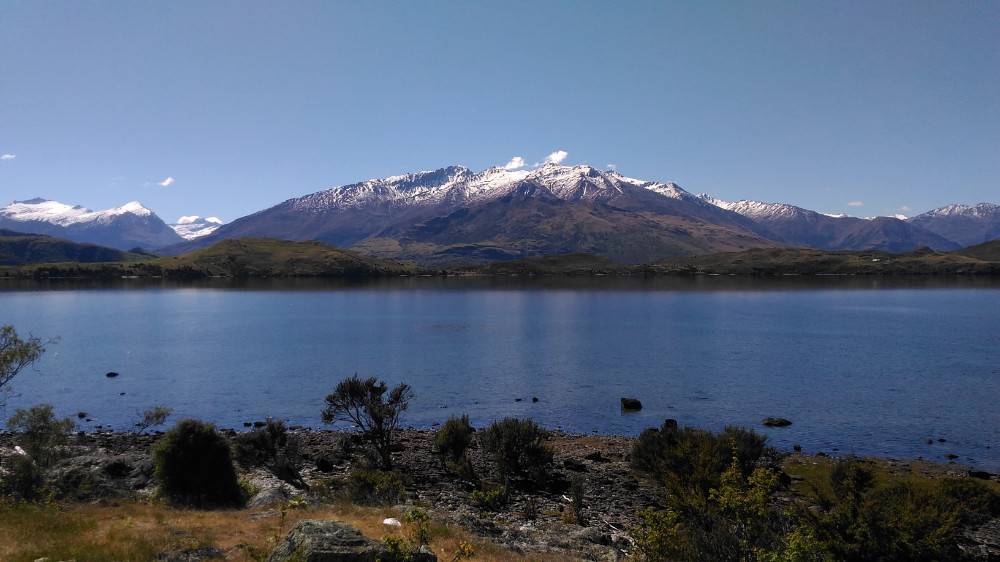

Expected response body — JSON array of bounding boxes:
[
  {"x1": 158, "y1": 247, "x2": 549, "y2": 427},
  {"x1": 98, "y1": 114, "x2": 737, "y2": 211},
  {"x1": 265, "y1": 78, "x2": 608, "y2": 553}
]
[{"x1": 1, "y1": 277, "x2": 998, "y2": 469}]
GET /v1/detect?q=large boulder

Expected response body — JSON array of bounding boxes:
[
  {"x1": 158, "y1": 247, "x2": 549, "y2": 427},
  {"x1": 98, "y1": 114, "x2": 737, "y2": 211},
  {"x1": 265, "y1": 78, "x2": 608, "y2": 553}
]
[{"x1": 268, "y1": 520, "x2": 436, "y2": 562}]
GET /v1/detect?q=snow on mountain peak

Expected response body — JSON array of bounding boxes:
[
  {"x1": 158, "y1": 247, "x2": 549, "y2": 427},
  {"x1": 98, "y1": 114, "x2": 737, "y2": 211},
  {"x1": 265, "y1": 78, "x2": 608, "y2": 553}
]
[
  {"x1": 2, "y1": 198, "x2": 155, "y2": 226},
  {"x1": 170, "y1": 215, "x2": 226, "y2": 240},
  {"x1": 922, "y1": 202, "x2": 999, "y2": 218},
  {"x1": 697, "y1": 194, "x2": 804, "y2": 220}
]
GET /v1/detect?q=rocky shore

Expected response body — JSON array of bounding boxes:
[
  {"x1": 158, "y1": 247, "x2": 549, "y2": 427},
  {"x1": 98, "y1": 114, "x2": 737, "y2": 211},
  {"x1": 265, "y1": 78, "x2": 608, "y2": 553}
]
[{"x1": 1, "y1": 427, "x2": 998, "y2": 560}]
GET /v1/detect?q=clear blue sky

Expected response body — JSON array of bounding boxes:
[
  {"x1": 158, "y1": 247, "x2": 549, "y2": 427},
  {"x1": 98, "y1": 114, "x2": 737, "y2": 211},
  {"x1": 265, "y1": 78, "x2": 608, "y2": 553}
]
[{"x1": 1, "y1": 1, "x2": 997, "y2": 222}]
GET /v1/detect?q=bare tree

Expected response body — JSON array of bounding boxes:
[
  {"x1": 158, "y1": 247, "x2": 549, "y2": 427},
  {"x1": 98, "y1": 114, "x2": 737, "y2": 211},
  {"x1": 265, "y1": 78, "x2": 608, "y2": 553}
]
[{"x1": 321, "y1": 375, "x2": 413, "y2": 469}]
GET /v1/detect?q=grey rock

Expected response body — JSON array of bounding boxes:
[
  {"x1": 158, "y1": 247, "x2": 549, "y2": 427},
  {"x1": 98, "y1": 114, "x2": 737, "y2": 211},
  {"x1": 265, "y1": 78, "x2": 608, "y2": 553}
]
[
  {"x1": 268, "y1": 520, "x2": 437, "y2": 562},
  {"x1": 762, "y1": 417, "x2": 792, "y2": 427},
  {"x1": 620, "y1": 398, "x2": 642, "y2": 411},
  {"x1": 248, "y1": 486, "x2": 291, "y2": 508}
]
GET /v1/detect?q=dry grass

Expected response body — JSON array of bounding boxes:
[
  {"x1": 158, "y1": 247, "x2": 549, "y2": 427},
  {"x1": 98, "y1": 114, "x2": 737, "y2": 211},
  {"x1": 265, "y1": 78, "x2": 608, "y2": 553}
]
[{"x1": 0, "y1": 500, "x2": 578, "y2": 562}]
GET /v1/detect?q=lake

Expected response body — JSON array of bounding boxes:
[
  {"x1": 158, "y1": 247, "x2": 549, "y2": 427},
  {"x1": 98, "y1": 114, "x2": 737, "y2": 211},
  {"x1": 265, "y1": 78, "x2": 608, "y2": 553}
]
[{"x1": 1, "y1": 277, "x2": 998, "y2": 470}]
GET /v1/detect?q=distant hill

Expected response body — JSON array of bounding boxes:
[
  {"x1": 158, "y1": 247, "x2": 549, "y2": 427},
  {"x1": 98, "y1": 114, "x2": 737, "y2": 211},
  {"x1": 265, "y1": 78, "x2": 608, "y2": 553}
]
[
  {"x1": 151, "y1": 238, "x2": 414, "y2": 277},
  {"x1": 0, "y1": 229, "x2": 140, "y2": 265},
  {"x1": 1, "y1": 237, "x2": 415, "y2": 279},
  {"x1": 471, "y1": 253, "x2": 623, "y2": 275},
  {"x1": 954, "y1": 239, "x2": 1000, "y2": 262},
  {"x1": 653, "y1": 247, "x2": 999, "y2": 276}
]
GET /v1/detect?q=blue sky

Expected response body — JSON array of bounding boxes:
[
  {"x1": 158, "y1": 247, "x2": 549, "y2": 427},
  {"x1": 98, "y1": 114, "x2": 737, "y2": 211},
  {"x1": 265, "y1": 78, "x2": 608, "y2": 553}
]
[{"x1": 1, "y1": 1, "x2": 997, "y2": 222}]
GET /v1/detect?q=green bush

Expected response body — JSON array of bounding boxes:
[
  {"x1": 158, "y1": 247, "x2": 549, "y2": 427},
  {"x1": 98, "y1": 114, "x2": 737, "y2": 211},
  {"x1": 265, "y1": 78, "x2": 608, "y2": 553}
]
[
  {"x1": 631, "y1": 421, "x2": 770, "y2": 512},
  {"x1": 0, "y1": 454, "x2": 45, "y2": 501},
  {"x1": 233, "y1": 419, "x2": 302, "y2": 485},
  {"x1": 801, "y1": 459, "x2": 999, "y2": 561},
  {"x1": 6, "y1": 404, "x2": 74, "y2": 468},
  {"x1": 470, "y1": 485, "x2": 506, "y2": 511},
  {"x1": 480, "y1": 418, "x2": 552, "y2": 486},
  {"x1": 345, "y1": 469, "x2": 405, "y2": 506},
  {"x1": 152, "y1": 419, "x2": 243, "y2": 507},
  {"x1": 434, "y1": 414, "x2": 474, "y2": 463}
]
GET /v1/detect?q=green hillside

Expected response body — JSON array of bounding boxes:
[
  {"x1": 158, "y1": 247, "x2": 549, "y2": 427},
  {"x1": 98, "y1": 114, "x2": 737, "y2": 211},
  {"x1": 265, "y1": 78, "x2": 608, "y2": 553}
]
[{"x1": 0, "y1": 229, "x2": 142, "y2": 265}]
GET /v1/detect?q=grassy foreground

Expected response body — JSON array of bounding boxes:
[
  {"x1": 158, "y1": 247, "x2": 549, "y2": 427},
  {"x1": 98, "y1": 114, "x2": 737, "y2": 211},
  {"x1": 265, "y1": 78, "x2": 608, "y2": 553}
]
[{"x1": 0, "y1": 500, "x2": 574, "y2": 562}]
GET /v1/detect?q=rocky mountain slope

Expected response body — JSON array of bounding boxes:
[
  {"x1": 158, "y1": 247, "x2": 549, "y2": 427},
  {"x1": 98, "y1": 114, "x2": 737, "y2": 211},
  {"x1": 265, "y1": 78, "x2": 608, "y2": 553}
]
[
  {"x1": 0, "y1": 198, "x2": 183, "y2": 250},
  {"x1": 170, "y1": 215, "x2": 225, "y2": 240},
  {"x1": 163, "y1": 164, "x2": 776, "y2": 263},
  {"x1": 908, "y1": 203, "x2": 1000, "y2": 247},
  {"x1": 698, "y1": 195, "x2": 960, "y2": 252}
]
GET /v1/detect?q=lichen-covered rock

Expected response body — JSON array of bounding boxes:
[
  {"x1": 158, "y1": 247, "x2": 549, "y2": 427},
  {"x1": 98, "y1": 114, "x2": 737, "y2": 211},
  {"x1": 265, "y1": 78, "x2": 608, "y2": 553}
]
[{"x1": 267, "y1": 520, "x2": 436, "y2": 562}]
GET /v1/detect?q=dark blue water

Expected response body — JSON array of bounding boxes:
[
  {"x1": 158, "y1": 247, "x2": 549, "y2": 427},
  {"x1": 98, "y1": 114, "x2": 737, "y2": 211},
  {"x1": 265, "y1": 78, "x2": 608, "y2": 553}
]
[{"x1": 1, "y1": 278, "x2": 998, "y2": 469}]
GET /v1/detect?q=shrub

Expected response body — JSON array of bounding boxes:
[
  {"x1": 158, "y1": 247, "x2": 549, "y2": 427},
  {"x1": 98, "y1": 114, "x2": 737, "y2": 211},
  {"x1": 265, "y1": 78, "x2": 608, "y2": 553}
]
[
  {"x1": 434, "y1": 414, "x2": 474, "y2": 463},
  {"x1": 0, "y1": 325, "x2": 46, "y2": 399},
  {"x1": 631, "y1": 421, "x2": 770, "y2": 513},
  {"x1": 152, "y1": 419, "x2": 243, "y2": 507},
  {"x1": 134, "y1": 405, "x2": 171, "y2": 434},
  {"x1": 800, "y1": 458, "x2": 999, "y2": 561},
  {"x1": 233, "y1": 419, "x2": 302, "y2": 485},
  {"x1": 470, "y1": 485, "x2": 506, "y2": 511},
  {"x1": 480, "y1": 418, "x2": 552, "y2": 486},
  {"x1": 322, "y1": 375, "x2": 414, "y2": 469},
  {"x1": 0, "y1": 454, "x2": 45, "y2": 501},
  {"x1": 345, "y1": 469, "x2": 405, "y2": 506},
  {"x1": 6, "y1": 404, "x2": 74, "y2": 468}
]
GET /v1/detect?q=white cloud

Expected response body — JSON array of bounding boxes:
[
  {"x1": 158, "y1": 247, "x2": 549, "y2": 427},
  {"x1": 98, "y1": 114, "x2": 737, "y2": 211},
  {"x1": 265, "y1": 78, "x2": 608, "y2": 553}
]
[
  {"x1": 0, "y1": 154, "x2": 15, "y2": 161},
  {"x1": 544, "y1": 150, "x2": 568, "y2": 165},
  {"x1": 606, "y1": 163, "x2": 617, "y2": 171},
  {"x1": 176, "y1": 215, "x2": 200, "y2": 224},
  {"x1": 503, "y1": 156, "x2": 525, "y2": 170},
  {"x1": 892, "y1": 214, "x2": 908, "y2": 220},
  {"x1": 847, "y1": 200, "x2": 864, "y2": 207},
  {"x1": 158, "y1": 176, "x2": 175, "y2": 187}
]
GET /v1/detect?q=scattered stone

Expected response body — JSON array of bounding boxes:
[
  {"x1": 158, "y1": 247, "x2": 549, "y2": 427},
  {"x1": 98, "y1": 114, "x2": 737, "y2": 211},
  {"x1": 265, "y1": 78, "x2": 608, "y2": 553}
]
[
  {"x1": 105, "y1": 372, "x2": 120, "y2": 378},
  {"x1": 620, "y1": 398, "x2": 642, "y2": 411},
  {"x1": 515, "y1": 398, "x2": 522, "y2": 402},
  {"x1": 77, "y1": 411, "x2": 88, "y2": 419},
  {"x1": 584, "y1": 451, "x2": 607, "y2": 463},
  {"x1": 253, "y1": 421, "x2": 267, "y2": 428},
  {"x1": 793, "y1": 444, "x2": 802, "y2": 452},
  {"x1": 563, "y1": 458, "x2": 587, "y2": 472},
  {"x1": 762, "y1": 417, "x2": 792, "y2": 427},
  {"x1": 532, "y1": 397, "x2": 539, "y2": 403},
  {"x1": 267, "y1": 520, "x2": 437, "y2": 562},
  {"x1": 243, "y1": 422, "x2": 252, "y2": 428}
]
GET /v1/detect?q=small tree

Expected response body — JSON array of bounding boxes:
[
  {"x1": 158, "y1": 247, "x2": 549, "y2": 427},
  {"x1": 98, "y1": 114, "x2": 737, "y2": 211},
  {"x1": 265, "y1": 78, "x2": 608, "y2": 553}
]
[
  {"x1": 480, "y1": 417, "x2": 553, "y2": 487},
  {"x1": 135, "y1": 405, "x2": 172, "y2": 434},
  {"x1": 0, "y1": 325, "x2": 46, "y2": 401},
  {"x1": 321, "y1": 375, "x2": 413, "y2": 469},
  {"x1": 6, "y1": 404, "x2": 74, "y2": 468}
]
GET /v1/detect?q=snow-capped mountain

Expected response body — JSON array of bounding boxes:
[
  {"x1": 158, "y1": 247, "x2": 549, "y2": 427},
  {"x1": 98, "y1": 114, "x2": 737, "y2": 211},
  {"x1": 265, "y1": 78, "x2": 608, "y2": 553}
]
[
  {"x1": 908, "y1": 203, "x2": 1000, "y2": 247},
  {"x1": 698, "y1": 195, "x2": 960, "y2": 252},
  {"x1": 170, "y1": 216, "x2": 225, "y2": 240},
  {"x1": 0, "y1": 198, "x2": 183, "y2": 250},
  {"x1": 166, "y1": 164, "x2": 774, "y2": 263}
]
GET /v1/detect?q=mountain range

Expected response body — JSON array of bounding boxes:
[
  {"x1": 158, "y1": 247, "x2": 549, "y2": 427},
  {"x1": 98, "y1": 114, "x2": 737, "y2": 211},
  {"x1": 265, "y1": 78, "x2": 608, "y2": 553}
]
[{"x1": 4, "y1": 165, "x2": 997, "y2": 262}]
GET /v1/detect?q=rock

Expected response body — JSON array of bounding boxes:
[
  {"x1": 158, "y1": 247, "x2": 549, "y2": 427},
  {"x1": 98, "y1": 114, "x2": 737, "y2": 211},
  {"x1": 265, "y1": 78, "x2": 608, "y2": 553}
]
[
  {"x1": 793, "y1": 444, "x2": 802, "y2": 452},
  {"x1": 105, "y1": 372, "x2": 119, "y2": 378},
  {"x1": 663, "y1": 418, "x2": 678, "y2": 430},
  {"x1": 946, "y1": 453, "x2": 959, "y2": 460},
  {"x1": 532, "y1": 397, "x2": 539, "y2": 403},
  {"x1": 253, "y1": 421, "x2": 267, "y2": 428},
  {"x1": 157, "y1": 546, "x2": 225, "y2": 561},
  {"x1": 248, "y1": 486, "x2": 291, "y2": 508},
  {"x1": 584, "y1": 451, "x2": 607, "y2": 463},
  {"x1": 563, "y1": 458, "x2": 588, "y2": 472},
  {"x1": 268, "y1": 520, "x2": 437, "y2": 562},
  {"x1": 77, "y1": 411, "x2": 88, "y2": 419},
  {"x1": 620, "y1": 398, "x2": 642, "y2": 411},
  {"x1": 382, "y1": 517, "x2": 402, "y2": 527},
  {"x1": 969, "y1": 470, "x2": 994, "y2": 480},
  {"x1": 515, "y1": 398, "x2": 522, "y2": 402},
  {"x1": 762, "y1": 417, "x2": 792, "y2": 427}
]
